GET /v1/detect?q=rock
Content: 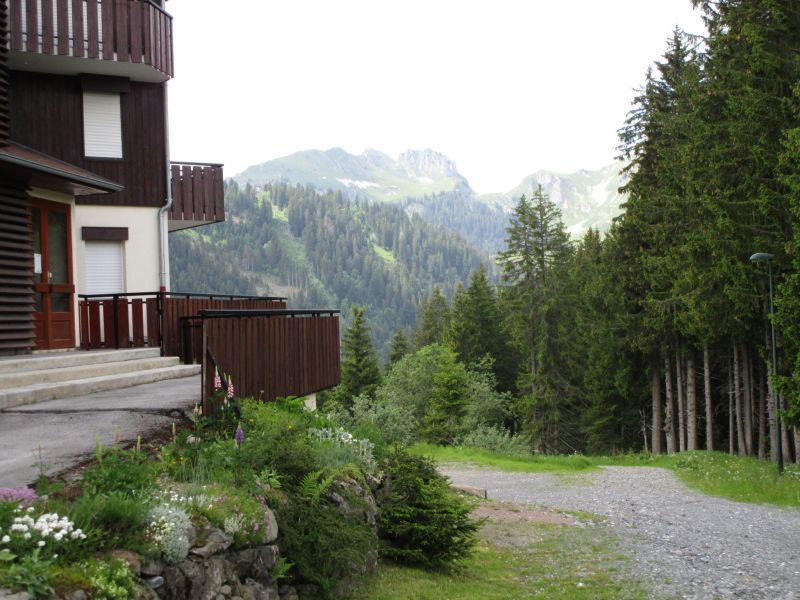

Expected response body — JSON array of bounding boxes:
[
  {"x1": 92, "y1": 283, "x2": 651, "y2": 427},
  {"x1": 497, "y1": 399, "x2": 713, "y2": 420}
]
[
  {"x1": 215, "y1": 595, "x2": 226, "y2": 600},
  {"x1": 110, "y1": 549, "x2": 143, "y2": 576},
  {"x1": 0, "y1": 592, "x2": 32, "y2": 600},
  {"x1": 144, "y1": 576, "x2": 165, "y2": 590},
  {"x1": 186, "y1": 524, "x2": 197, "y2": 549},
  {"x1": 159, "y1": 566, "x2": 187, "y2": 600},
  {"x1": 253, "y1": 546, "x2": 279, "y2": 576},
  {"x1": 278, "y1": 585, "x2": 299, "y2": 600},
  {"x1": 134, "y1": 585, "x2": 159, "y2": 600},
  {"x1": 141, "y1": 559, "x2": 165, "y2": 577},
  {"x1": 229, "y1": 549, "x2": 256, "y2": 579},
  {"x1": 220, "y1": 585, "x2": 232, "y2": 596},
  {"x1": 65, "y1": 591, "x2": 87, "y2": 600},
  {"x1": 190, "y1": 528, "x2": 234, "y2": 559},
  {"x1": 261, "y1": 508, "x2": 279, "y2": 544},
  {"x1": 294, "y1": 584, "x2": 319, "y2": 600}
]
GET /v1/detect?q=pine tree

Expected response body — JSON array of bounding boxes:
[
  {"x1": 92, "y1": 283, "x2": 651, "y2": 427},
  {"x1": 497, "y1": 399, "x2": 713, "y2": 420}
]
[
  {"x1": 414, "y1": 287, "x2": 450, "y2": 349},
  {"x1": 339, "y1": 305, "x2": 381, "y2": 403},
  {"x1": 387, "y1": 329, "x2": 410, "y2": 368}
]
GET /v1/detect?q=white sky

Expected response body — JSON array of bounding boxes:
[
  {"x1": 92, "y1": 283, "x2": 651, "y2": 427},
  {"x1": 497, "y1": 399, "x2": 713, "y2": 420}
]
[{"x1": 166, "y1": 1, "x2": 706, "y2": 194}]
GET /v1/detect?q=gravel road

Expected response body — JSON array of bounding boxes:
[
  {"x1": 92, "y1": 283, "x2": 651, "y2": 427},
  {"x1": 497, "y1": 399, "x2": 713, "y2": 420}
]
[{"x1": 440, "y1": 465, "x2": 800, "y2": 600}]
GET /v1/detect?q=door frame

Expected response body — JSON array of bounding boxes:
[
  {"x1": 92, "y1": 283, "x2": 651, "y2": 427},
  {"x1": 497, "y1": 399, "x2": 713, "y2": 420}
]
[{"x1": 30, "y1": 197, "x2": 76, "y2": 350}]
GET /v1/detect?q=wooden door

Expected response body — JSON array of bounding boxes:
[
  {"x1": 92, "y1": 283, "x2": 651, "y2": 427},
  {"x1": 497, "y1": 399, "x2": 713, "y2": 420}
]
[{"x1": 31, "y1": 199, "x2": 75, "y2": 350}]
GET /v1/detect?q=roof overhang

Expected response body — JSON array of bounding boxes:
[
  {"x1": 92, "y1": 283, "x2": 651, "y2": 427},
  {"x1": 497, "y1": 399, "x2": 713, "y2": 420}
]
[{"x1": 0, "y1": 143, "x2": 123, "y2": 196}]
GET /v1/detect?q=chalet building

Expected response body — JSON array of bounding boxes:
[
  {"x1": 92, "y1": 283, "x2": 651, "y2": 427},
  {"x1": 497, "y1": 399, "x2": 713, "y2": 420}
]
[
  {"x1": 0, "y1": 1, "x2": 340, "y2": 412},
  {"x1": 0, "y1": 0, "x2": 223, "y2": 354}
]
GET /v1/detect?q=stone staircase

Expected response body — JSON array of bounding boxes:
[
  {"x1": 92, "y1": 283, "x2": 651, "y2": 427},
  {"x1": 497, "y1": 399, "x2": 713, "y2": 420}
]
[{"x1": 0, "y1": 348, "x2": 200, "y2": 410}]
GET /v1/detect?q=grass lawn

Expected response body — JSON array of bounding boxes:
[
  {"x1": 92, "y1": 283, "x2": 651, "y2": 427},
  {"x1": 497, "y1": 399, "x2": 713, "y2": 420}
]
[
  {"x1": 354, "y1": 502, "x2": 645, "y2": 600},
  {"x1": 412, "y1": 444, "x2": 800, "y2": 508}
]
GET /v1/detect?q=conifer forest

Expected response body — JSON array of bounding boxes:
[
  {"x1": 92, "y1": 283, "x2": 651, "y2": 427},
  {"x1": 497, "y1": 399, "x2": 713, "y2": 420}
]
[{"x1": 172, "y1": 0, "x2": 800, "y2": 463}]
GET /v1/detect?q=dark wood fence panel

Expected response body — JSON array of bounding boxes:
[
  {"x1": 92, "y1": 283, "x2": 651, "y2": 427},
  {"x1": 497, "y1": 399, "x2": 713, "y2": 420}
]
[
  {"x1": 0, "y1": 183, "x2": 34, "y2": 354},
  {"x1": 169, "y1": 162, "x2": 225, "y2": 226},
  {"x1": 7, "y1": 0, "x2": 173, "y2": 78},
  {"x1": 78, "y1": 293, "x2": 287, "y2": 355},
  {"x1": 202, "y1": 314, "x2": 341, "y2": 411}
]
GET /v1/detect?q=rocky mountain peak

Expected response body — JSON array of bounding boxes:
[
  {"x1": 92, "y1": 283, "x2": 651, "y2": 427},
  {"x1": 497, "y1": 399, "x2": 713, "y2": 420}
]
[{"x1": 398, "y1": 149, "x2": 461, "y2": 180}]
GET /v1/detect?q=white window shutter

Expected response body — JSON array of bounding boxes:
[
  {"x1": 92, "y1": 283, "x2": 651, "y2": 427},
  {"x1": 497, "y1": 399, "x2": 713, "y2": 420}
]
[
  {"x1": 85, "y1": 241, "x2": 124, "y2": 295},
  {"x1": 83, "y1": 92, "x2": 123, "y2": 158}
]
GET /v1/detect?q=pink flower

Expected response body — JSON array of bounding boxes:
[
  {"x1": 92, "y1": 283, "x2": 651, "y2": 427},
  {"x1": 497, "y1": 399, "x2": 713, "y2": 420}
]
[{"x1": 227, "y1": 378, "x2": 235, "y2": 399}]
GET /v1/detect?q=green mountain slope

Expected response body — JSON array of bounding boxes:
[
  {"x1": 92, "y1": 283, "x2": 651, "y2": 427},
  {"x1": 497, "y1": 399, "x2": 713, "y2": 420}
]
[
  {"x1": 169, "y1": 181, "x2": 494, "y2": 357},
  {"x1": 235, "y1": 148, "x2": 627, "y2": 253}
]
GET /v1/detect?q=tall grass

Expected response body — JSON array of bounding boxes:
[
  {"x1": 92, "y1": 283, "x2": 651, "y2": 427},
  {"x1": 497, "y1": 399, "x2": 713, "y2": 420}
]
[{"x1": 410, "y1": 444, "x2": 597, "y2": 473}]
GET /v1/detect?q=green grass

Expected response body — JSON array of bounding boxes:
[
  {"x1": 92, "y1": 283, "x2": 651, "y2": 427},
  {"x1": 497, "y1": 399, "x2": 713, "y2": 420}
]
[
  {"x1": 414, "y1": 444, "x2": 800, "y2": 508},
  {"x1": 353, "y1": 512, "x2": 645, "y2": 600},
  {"x1": 372, "y1": 243, "x2": 397, "y2": 265},
  {"x1": 410, "y1": 444, "x2": 597, "y2": 473}
]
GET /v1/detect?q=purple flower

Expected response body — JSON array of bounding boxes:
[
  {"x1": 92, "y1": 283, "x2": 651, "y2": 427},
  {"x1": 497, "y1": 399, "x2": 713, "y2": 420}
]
[
  {"x1": 0, "y1": 486, "x2": 38, "y2": 504},
  {"x1": 235, "y1": 423, "x2": 245, "y2": 448}
]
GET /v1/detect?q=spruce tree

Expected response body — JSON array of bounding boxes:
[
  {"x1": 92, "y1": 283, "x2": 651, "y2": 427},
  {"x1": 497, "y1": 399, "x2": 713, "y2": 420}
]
[
  {"x1": 339, "y1": 305, "x2": 381, "y2": 404},
  {"x1": 387, "y1": 329, "x2": 410, "y2": 369}
]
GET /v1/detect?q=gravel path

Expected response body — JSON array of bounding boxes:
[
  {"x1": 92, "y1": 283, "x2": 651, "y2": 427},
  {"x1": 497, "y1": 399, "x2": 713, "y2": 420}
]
[{"x1": 440, "y1": 465, "x2": 800, "y2": 600}]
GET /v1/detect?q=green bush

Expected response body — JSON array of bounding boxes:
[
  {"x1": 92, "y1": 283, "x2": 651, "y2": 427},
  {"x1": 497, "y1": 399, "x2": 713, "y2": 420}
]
[
  {"x1": 80, "y1": 446, "x2": 158, "y2": 497},
  {"x1": 277, "y1": 488, "x2": 377, "y2": 598},
  {"x1": 81, "y1": 558, "x2": 137, "y2": 600},
  {"x1": 378, "y1": 451, "x2": 479, "y2": 568},
  {"x1": 188, "y1": 484, "x2": 275, "y2": 549},
  {"x1": 458, "y1": 425, "x2": 529, "y2": 456},
  {"x1": 68, "y1": 493, "x2": 150, "y2": 553},
  {"x1": 0, "y1": 550, "x2": 53, "y2": 598}
]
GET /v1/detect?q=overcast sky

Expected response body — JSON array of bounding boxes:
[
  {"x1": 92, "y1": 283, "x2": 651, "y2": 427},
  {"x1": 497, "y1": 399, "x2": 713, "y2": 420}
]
[{"x1": 166, "y1": 1, "x2": 705, "y2": 194}]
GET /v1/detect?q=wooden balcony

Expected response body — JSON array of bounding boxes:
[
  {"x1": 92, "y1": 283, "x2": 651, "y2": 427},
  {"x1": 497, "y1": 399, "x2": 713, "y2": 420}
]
[
  {"x1": 168, "y1": 162, "x2": 225, "y2": 231},
  {"x1": 199, "y1": 310, "x2": 341, "y2": 410},
  {"x1": 7, "y1": 0, "x2": 173, "y2": 82}
]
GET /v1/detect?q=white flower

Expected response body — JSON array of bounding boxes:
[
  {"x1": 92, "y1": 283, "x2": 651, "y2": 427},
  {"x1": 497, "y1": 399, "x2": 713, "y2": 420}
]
[
  {"x1": 1, "y1": 535, "x2": 9, "y2": 543},
  {"x1": 37, "y1": 540, "x2": 45, "y2": 547},
  {"x1": 54, "y1": 533, "x2": 63, "y2": 541},
  {"x1": 23, "y1": 533, "x2": 31, "y2": 540}
]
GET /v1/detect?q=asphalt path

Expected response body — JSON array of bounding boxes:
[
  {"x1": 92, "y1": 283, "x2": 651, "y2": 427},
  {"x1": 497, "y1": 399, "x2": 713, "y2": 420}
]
[{"x1": 0, "y1": 375, "x2": 200, "y2": 487}]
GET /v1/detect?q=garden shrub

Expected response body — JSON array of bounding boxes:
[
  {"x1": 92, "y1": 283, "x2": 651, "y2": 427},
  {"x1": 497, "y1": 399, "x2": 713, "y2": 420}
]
[
  {"x1": 458, "y1": 424, "x2": 530, "y2": 456},
  {"x1": 186, "y1": 484, "x2": 275, "y2": 549},
  {"x1": 277, "y1": 488, "x2": 377, "y2": 598},
  {"x1": 378, "y1": 450, "x2": 479, "y2": 568},
  {"x1": 147, "y1": 503, "x2": 191, "y2": 564},
  {"x1": 80, "y1": 558, "x2": 137, "y2": 600},
  {"x1": 68, "y1": 492, "x2": 149, "y2": 553},
  {"x1": 0, "y1": 550, "x2": 54, "y2": 598},
  {"x1": 80, "y1": 446, "x2": 158, "y2": 497}
]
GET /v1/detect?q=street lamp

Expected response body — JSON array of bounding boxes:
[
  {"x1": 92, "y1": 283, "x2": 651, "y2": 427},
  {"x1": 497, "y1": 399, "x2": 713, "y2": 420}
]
[{"x1": 749, "y1": 252, "x2": 783, "y2": 474}]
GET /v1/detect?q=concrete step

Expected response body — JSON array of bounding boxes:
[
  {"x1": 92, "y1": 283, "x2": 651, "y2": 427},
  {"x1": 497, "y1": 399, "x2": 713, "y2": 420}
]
[
  {"x1": 0, "y1": 356, "x2": 181, "y2": 389},
  {"x1": 0, "y1": 364, "x2": 201, "y2": 411},
  {"x1": 0, "y1": 348, "x2": 162, "y2": 375}
]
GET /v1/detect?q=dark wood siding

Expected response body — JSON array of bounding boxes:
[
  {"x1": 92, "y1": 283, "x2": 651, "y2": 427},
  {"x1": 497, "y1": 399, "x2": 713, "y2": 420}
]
[
  {"x1": 0, "y1": 182, "x2": 34, "y2": 354},
  {"x1": 0, "y1": 1, "x2": 9, "y2": 144},
  {"x1": 9, "y1": 71, "x2": 167, "y2": 207}
]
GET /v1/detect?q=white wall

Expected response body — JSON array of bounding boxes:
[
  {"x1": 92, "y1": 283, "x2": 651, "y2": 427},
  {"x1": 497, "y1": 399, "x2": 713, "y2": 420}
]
[
  {"x1": 29, "y1": 187, "x2": 168, "y2": 348},
  {"x1": 73, "y1": 204, "x2": 165, "y2": 294}
]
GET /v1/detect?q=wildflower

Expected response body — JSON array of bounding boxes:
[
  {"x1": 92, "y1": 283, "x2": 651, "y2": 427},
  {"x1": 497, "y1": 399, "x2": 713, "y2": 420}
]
[
  {"x1": 235, "y1": 423, "x2": 245, "y2": 448},
  {"x1": 214, "y1": 367, "x2": 222, "y2": 391},
  {"x1": 37, "y1": 540, "x2": 45, "y2": 547},
  {"x1": 227, "y1": 377, "x2": 235, "y2": 399},
  {"x1": 1, "y1": 535, "x2": 9, "y2": 543}
]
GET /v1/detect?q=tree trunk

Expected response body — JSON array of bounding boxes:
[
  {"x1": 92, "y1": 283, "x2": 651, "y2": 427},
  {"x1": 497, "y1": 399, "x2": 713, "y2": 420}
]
[
  {"x1": 704, "y1": 344, "x2": 713, "y2": 451},
  {"x1": 676, "y1": 346, "x2": 686, "y2": 452},
  {"x1": 758, "y1": 357, "x2": 766, "y2": 460},
  {"x1": 781, "y1": 394, "x2": 792, "y2": 464},
  {"x1": 651, "y1": 356, "x2": 663, "y2": 454},
  {"x1": 741, "y1": 344, "x2": 753, "y2": 456},
  {"x1": 766, "y1": 325, "x2": 779, "y2": 463},
  {"x1": 664, "y1": 350, "x2": 677, "y2": 454},
  {"x1": 687, "y1": 352, "x2": 697, "y2": 451},
  {"x1": 733, "y1": 343, "x2": 747, "y2": 456},
  {"x1": 728, "y1": 364, "x2": 735, "y2": 455},
  {"x1": 794, "y1": 428, "x2": 800, "y2": 465}
]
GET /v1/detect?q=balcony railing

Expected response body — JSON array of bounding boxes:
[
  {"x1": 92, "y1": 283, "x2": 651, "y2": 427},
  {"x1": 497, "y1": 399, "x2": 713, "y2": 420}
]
[
  {"x1": 78, "y1": 291, "x2": 287, "y2": 358},
  {"x1": 199, "y1": 309, "x2": 341, "y2": 411},
  {"x1": 169, "y1": 162, "x2": 225, "y2": 231},
  {"x1": 7, "y1": 0, "x2": 173, "y2": 80}
]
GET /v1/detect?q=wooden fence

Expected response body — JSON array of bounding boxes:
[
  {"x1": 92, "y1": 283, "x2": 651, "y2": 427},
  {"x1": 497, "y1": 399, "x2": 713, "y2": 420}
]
[
  {"x1": 201, "y1": 310, "x2": 341, "y2": 411},
  {"x1": 78, "y1": 292, "x2": 287, "y2": 360}
]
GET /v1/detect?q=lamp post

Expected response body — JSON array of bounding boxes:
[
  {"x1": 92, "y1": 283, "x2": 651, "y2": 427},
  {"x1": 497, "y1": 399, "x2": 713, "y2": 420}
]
[{"x1": 749, "y1": 252, "x2": 783, "y2": 474}]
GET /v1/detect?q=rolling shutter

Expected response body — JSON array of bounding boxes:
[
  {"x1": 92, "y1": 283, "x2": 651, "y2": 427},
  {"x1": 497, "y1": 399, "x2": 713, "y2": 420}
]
[
  {"x1": 83, "y1": 92, "x2": 122, "y2": 158},
  {"x1": 84, "y1": 241, "x2": 124, "y2": 295}
]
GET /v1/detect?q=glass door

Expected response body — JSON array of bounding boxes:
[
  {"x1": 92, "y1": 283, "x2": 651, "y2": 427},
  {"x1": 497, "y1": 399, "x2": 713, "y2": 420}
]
[{"x1": 31, "y1": 199, "x2": 75, "y2": 350}]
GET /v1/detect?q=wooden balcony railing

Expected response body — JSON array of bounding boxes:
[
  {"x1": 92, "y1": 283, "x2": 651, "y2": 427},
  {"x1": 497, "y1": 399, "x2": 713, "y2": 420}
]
[
  {"x1": 169, "y1": 162, "x2": 225, "y2": 230},
  {"x1": 199, "y1": 309, "x2": 341, "y2": 410},
  {"x1": 78, "y1": 292, "x2": 287, "y2": 359},
  {"x1": 7, "y1": 0, "x2": 173, "y2": 80}
]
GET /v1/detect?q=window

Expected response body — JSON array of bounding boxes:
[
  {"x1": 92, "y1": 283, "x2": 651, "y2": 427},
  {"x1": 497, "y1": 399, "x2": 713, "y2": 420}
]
[
  {"x1": 83, "y1": 92, "x2": 123, "y2": 158},
  {"x1": 84, "y1": 241, "x2": 124, "y2": 295}
]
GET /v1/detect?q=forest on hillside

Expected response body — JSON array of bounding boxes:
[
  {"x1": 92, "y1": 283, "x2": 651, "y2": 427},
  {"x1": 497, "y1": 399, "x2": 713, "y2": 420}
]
[
  {"x1": 169, "y1": 182, "x2": 493, "y2": 356},
  {"x1": 324, "y1": 0, "x2": 800, "y2": 464}
]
